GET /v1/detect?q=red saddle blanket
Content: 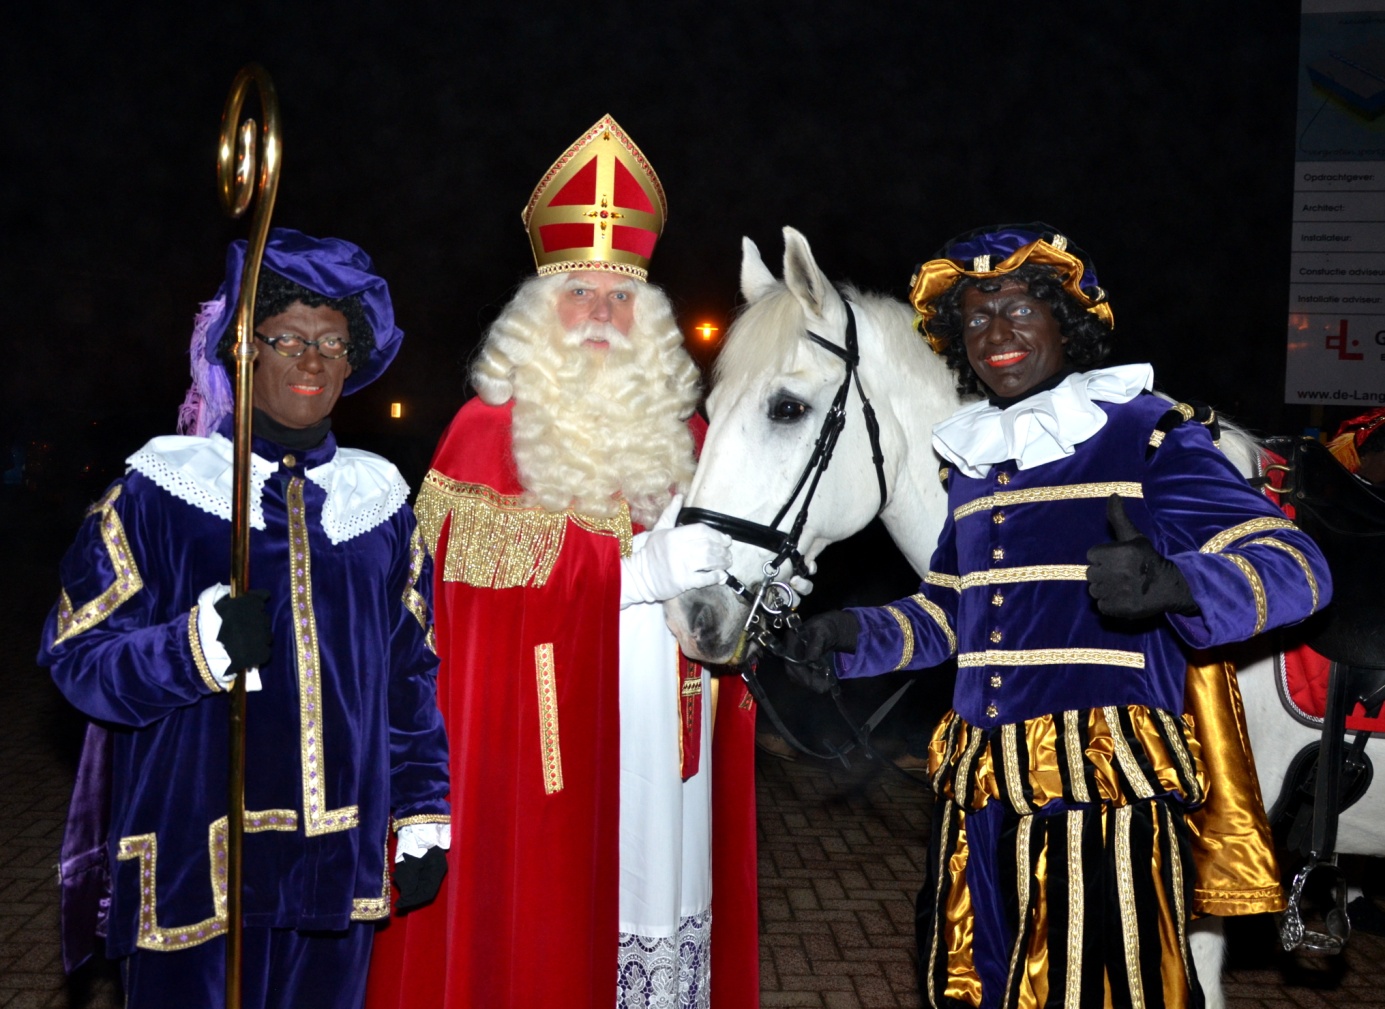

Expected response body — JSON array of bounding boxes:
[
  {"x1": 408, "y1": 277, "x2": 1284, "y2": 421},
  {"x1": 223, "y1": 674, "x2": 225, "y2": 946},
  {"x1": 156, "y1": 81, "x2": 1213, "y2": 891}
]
[
  {"x1": 1263, "y1": 447, "x2": 1385, "y2": 733},
  {"x1": 1279, "y1": 644, "x2": 1385, "y2": 733}
]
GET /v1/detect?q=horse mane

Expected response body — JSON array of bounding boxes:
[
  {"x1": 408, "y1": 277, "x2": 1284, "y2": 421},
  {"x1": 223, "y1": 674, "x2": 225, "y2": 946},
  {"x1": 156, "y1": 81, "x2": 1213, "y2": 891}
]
[{"x1": 713, "y1": 282, "x2": 943, "y2": 394}]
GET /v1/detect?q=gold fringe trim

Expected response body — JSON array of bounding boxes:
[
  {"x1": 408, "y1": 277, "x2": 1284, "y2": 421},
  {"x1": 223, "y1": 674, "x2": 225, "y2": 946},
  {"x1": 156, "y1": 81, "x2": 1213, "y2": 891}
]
[{"x1": 416, "y1": 470, "x2": 632, "y2": 589}]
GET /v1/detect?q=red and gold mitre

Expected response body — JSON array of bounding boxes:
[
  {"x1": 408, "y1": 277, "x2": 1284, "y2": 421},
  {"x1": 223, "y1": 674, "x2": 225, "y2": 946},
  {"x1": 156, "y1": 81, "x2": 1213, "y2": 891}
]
[{"x1": 521, "y1": 114, "x2": 667, "y2": 282}]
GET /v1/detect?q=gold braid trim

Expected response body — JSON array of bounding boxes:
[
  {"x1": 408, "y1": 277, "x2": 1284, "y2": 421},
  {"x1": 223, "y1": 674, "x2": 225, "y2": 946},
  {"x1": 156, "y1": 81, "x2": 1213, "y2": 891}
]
[
  {"x1": 909, "y1": 592, "x2": 957, "y2": 656},
  {"x1": 392, "y1": 813, "x2": 451, "y2": 830},
  {"x1": 118, "y1": 810, "x2": 297, "y2": 952},
  {"x1": 352, "y1": 841, "x2": 391, "y2": 921},
  {"x1": 187, "y1": 606, "x2": 221, "y2": 693},
  {"x1": 1248, "y1": 536, "x2": 1320, "y2": 612},
  {"x1": 1220, "y1": 553, "x2": 1268, "y2": 635},
  {"x1": 957, "y1": 647, "x2": 1145, "y2": 669},
  {"x1": 53, "y1": 484, "x2": 145, "y2": 645},
  {"x1": 1063, "y1": 709, "x2": 1092, "y2": 804},
  {"x1": 1065, "y1": 810, "x2": 1086, "y2": 1006},
  {"x1": 415, "y1": 471, "x2": 633, "y2": 589},
  {"x1": 954, "y1": 564, "x2": 1089, "y2": 589},
  {"x1": 1102, "y1": 705, "x2": 1156, "y2": 799},
  {"x1": 883, "y1": 606, "x2": 915, "y2": 670},
  {"x1": 1115, "y1": 805, "x2": 1147, "y2": 1009},
  {"x1": 924, "y1": 571, "x2": 960, "y2": 593},
  {"x1": 1000, "y1": 815, "x2": 1036, "y2": 1004},
  {"x1": 1199, "y1": 516, "x2": 1298, "y2": 555},
  {"x1": 1161, "y1": 800, "x2": 1193, "y2": 988},
  {"x1": 535, "y1": 643, "x2": 564, "y2": 794},
  {"x1": 953, "y1": 481, "x2": 1143, "y2": 522}
]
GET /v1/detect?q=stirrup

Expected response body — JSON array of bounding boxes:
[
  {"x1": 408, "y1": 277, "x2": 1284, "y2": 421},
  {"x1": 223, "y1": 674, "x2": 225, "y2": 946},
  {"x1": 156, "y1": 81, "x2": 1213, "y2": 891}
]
[{"x1": 1278, "y1": 853, "x2": 1351, "y2": 954}]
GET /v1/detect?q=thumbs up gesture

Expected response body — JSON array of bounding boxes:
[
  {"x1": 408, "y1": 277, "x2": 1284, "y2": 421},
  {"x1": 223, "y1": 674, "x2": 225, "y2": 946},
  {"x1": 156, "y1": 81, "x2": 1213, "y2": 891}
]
[{"x1": 1086, "y1": 495, "x2": 1198, "y2": 619}]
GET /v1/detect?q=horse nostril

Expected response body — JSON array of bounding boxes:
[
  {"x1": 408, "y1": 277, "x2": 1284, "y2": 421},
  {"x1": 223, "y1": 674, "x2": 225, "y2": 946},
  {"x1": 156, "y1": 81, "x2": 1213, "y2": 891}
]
[{"x1": 688, "y1": 600, "x2": 714, "y2": 637}]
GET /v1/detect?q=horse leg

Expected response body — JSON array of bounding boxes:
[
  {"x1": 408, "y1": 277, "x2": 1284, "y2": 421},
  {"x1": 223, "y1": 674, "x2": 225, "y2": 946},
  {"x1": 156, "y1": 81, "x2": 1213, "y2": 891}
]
[{"x1": 1189, "y1": 914, "x2": 1226, "y2": 1009}]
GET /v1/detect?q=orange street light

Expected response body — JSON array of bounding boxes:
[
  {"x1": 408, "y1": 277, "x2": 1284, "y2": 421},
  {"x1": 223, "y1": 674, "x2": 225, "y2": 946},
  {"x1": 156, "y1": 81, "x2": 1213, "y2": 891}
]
[{"x1": 695, "y1": 322, "x2": 720, "y2": 342}]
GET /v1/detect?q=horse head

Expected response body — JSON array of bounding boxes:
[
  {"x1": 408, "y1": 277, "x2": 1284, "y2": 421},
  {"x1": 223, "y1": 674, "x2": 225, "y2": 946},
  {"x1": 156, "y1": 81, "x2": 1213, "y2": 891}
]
[{"x1": 665, "y1": 227, "x2": 960, "y2": 663}]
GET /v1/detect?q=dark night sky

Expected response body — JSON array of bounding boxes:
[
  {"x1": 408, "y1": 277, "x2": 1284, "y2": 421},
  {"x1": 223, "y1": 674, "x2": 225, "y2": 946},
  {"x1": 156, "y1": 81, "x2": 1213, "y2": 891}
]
[{"x1": 2, "y1": 2, "x2": 1310, "y2": 515}]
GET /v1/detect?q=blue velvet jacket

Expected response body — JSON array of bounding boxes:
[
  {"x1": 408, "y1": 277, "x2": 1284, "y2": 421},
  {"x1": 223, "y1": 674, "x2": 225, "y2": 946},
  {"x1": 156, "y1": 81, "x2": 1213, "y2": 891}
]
[
  {"x1": 38, "y1": 428, "x2": 449, "y2": 957},
  {"x1": 838, "y1": 393, "x2": 1331, "y2": 727}
]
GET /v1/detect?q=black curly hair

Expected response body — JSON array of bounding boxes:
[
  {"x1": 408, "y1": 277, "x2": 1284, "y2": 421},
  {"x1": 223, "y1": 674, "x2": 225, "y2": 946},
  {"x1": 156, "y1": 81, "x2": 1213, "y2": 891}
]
[
  {"x1": 215, "y1": 270, "x2": 375, "y2": 374},
  {"x1": 926, "y1": 262, "x2": 1114, "y2": 397}
]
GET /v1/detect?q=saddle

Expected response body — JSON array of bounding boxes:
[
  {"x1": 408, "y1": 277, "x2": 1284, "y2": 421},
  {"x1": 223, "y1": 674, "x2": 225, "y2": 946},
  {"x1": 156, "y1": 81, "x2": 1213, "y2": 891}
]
[
  {"x1": 1267, "y1": 435, "x2": 1385, "y2": 666},
  {"x1": 1261, "y1": 435, "x2": 1385, "y2": 953}
]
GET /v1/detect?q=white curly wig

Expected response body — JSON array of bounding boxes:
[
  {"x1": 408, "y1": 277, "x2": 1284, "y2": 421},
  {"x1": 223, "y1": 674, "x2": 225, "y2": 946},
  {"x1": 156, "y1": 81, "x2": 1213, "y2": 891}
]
[{"x1": 471, "y1": 273, "x2": 701, "y2": 527}]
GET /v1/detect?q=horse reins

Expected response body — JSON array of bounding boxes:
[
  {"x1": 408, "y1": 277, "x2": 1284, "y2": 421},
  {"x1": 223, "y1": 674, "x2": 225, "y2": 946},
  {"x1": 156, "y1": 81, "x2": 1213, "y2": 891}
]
[
  {"x1": 678, "y1": 300, "x2": 887, "y2": 584},
  {"x1": 677, "y1": 302, "x2": 922, "y2": 781}
]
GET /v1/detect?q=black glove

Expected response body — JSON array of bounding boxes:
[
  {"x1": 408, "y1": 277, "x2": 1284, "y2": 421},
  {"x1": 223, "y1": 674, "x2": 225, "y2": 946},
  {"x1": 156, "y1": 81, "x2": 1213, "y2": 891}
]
[
  {"x1": 394, "y1": 846, "x2": 448, "y2": 912},
  {"x1": 213, "y1": 589, "x2": 273, "y2": 669},
  {"x1": 776, "y1": 610, "x2": 859, "y2": 694},
  {"x1": 1086, "y1": 495, "x2": 1198, "y2": 619}
]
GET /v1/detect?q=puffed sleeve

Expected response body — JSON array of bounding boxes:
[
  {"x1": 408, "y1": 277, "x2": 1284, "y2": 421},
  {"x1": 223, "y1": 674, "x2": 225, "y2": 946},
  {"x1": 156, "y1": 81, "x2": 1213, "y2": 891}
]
[
  {"x1": 836, "y1": 514, "x2": 960, "y2": 679},
  {"x1": 1141, "y1": 421, "x2": 1332, "y2": 648},
  {"x1": 38, "y1": 481, "x2": 226, "y2": 727}
]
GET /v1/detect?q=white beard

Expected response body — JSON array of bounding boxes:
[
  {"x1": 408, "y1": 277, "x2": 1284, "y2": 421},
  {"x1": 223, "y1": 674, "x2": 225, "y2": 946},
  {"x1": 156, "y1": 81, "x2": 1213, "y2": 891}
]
[{"x1": 472, "y1": 276, "x2": 700, "y2": 528}]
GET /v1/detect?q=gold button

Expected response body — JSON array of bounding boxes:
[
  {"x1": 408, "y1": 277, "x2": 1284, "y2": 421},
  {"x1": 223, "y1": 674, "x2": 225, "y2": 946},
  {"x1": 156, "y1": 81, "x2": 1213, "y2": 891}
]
[
  {"x1": 992, "y1": 547, "x2": 1005, "y2": 561},
  {"x1": 993, "y1": 511, "x2": 1006, "y2": 524},
  {"x1": 989, "y1": 674, "x2": 1003, "y2": 688},
  {"x1": 990, "y1": 629, "x2": 1002, "y2": 644},
  {"x1": 991, "y1": 592, "x2": 1004, "y2": 606},
  {"x1": 997, "y1": 472, "x2": 1011, "y2": 485},
  {"x1": 282, "y1": 453, "x2": 297, "y2": 468},
  {"x1": 986, "y1": 703, "x2": 999, "y2": 718}
]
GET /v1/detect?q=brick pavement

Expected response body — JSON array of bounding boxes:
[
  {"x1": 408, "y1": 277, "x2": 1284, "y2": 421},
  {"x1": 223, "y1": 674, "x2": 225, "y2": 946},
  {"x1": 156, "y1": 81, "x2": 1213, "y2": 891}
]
[{"x1": 4, "y1": 490, "x2": 1385, "y2": 1008}]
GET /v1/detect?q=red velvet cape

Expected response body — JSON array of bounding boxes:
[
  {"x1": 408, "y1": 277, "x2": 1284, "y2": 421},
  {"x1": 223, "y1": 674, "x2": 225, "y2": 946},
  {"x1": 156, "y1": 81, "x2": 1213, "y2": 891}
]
[{"x1": 366, "y1": 399, "x2": 758, "y2": 1008}]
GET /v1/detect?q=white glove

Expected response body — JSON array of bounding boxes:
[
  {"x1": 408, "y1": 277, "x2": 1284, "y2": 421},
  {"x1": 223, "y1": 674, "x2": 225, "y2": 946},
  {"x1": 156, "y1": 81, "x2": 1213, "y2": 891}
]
[
  {"x1": 395, "y1": 821, "x2": 453, "y2": 862},
  {"x1": 620, "y1": 495, "x2": 733, "y2": 607},
  {"x1": 195, "y1": 584, "x2": 262, "y2": 692}
]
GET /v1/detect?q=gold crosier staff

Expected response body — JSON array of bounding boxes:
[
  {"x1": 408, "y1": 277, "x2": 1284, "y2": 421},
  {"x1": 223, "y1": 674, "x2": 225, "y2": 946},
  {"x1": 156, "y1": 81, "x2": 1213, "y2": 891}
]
[{"x1": 214, "y1": 64, "x2": 281, "y2": 1009}]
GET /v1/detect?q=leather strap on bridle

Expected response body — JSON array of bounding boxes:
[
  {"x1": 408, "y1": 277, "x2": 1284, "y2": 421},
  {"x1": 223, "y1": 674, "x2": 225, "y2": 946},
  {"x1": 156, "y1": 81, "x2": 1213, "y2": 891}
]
[
  {"x1": 677, "y1": 300, "x2": 887, "y2": 580},
  {"x1": 676, "y1": 300, "x2": 924, "y2": 784}
]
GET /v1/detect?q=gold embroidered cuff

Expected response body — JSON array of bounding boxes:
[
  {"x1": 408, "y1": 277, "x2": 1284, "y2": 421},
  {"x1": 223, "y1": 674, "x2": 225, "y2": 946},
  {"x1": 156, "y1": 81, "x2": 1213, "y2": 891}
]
[
  {"x1": 909, "y1": 592, "x2": 957, "y2": 656},
  {"x1": 187, "y1": 605, "x2": 222, "y2": 693},
  {"x1": 392, "y1": 814, "x2": 451, "y2": 831}
]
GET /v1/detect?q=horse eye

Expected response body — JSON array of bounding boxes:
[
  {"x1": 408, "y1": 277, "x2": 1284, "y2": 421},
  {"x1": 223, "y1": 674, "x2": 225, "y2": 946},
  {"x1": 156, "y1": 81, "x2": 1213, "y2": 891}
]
[{"x1": 768, "y1": 397, "x2": 809, "y2": 423}]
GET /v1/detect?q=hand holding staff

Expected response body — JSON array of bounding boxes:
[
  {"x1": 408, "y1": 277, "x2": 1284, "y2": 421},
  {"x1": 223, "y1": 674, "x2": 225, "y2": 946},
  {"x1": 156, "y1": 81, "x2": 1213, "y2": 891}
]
[{"x1": 215, "y1": 64, "x2": 281, "y2": 1009}]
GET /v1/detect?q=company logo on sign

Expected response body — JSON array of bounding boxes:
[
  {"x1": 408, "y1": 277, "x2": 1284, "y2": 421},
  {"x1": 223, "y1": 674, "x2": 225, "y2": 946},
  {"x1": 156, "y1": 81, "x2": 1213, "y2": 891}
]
[{"x1": 1326, "y1": 319, "x2": 1365, "y2": 361}]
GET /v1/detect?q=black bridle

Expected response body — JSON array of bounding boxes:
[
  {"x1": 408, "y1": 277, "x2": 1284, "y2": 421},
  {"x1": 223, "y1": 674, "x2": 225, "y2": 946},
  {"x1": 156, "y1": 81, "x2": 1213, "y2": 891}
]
[
  {"x1": 677, "y1": 300, "x2": 887, "y2": 587},
  {"x1": 674, "y1": 300, "x2": 922, "y2": 778}
]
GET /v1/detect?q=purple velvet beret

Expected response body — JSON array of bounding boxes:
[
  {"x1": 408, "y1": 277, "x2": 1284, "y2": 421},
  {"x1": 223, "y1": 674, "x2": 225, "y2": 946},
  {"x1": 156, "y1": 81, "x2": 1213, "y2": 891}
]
[{"x1": 204, "y1": 227, "x2": 403, "y2": 395}]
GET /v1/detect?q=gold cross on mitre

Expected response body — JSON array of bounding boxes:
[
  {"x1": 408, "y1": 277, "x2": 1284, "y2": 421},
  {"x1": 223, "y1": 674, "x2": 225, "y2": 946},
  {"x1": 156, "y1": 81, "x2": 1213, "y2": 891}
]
[{"x1": 521, "y1": 115, "x2": 668, "y2": 282}]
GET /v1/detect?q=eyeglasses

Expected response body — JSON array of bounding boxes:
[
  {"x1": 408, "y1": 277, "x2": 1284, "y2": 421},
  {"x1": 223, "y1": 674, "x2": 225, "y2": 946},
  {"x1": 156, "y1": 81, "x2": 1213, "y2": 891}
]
[{"x1": 255, "y1": 332, "x2": 352, "y2": 360}]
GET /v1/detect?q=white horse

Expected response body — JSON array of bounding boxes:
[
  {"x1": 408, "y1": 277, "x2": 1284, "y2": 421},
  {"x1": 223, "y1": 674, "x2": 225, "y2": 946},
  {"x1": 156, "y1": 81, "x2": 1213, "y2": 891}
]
[{"x1": 663, "y1": 227, "x2": 1385, "y2": 1008}]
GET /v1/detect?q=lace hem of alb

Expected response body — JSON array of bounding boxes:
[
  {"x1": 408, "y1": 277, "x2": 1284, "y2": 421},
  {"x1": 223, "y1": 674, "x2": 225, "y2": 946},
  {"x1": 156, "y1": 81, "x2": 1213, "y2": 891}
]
[{"x1": 616, "y1": 910, "x2": 711, "y2": 1009}]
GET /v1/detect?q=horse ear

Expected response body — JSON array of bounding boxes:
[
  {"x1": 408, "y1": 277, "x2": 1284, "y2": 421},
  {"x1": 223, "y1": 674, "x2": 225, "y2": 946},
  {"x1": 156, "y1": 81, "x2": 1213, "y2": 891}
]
[
  {"x1": 740, "y1": 237, "x2": 779, "y2": 303},
  {"x1": 782, "y1": 227, "x2": 834, "y2": 319}
]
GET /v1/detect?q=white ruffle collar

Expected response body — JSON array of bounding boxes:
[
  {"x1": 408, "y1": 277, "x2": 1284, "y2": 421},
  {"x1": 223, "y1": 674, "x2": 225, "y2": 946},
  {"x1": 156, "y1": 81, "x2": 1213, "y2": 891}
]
[
  {"x1": 127, "y1": 433, "x2": 409, "y2": 544},
  {"x1": 931, "y1": 364, "x2": 1154, "y2": 479}
]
